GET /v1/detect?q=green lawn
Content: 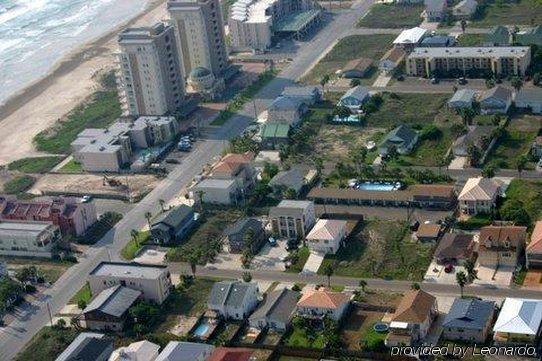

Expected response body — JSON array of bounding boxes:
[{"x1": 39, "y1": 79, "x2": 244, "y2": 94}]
[
  {"x1": 285, "y1": 325, "x2": 325, "y2": 349},
  {"x1": 15, "y1": 327, "x2": 79, "y2": 361},
  {"x1": 7, "y1": 156, "x2": 63, "y2": 174},
  {"x1": 485, "y1": 115, "x2": 541, "y2": 170},
  {"x1": 456, "y1": 33, "x2": 485, "y2": 46},
  {"x1": 70, "y1": 282, "x2": 92, "y2": 304},
  {"x1": 470, "y1": 0, "x2": 542, "y2": 26},
  {"x1": 318, "y1": 221, "x2": 433, "y2": 281},
  {"x1": 58, "y1": 158, "x2": 83, "y2": 173},
  {"x1": 285, "y1": 246, "x2": 310, "y2": 273},
  {"x1": 501, "y1": 179, "x2": 542, "y2": 225},
  {"x1": 121, "y1": 230, "x2": 150, "y2": 260},
  {"x1": 390, "y1": 128, "x2": 455, "y2": 167},
  {"x1": 357, "y1": 4, "x2": 423, "y2": 28},
  {"x1": 34, "y1": 89, "x2": 121, "y2": 154},
  {"x1": 3, "y1": 175, "x2": 35, "y2": 194},
  {"x1": 302, "y1": 34, "x2": 396, "y2": 84}
]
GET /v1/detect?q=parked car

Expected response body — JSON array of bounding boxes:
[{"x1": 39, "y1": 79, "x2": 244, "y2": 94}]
[
  {"x1": 444, "y1": 264, "x2": 454, "y2": 273},
  {"x1": 178, "y1": 141, "x2": 192, "y2": 152},
  {"x1": 268, "y1": 237, "x2": 277, "y2": 246},
  {"x1": 430, "y1": 77, "x2": 439, "y2": 84},
  {"x1": 457, "y1": 77, "x2": 467, "y2": 85},
  {"x1": 81, "y1": 195, "x2": 92, "y2": 203},
  {"x1": 165, "y1": 158, "x2": 180, "y2": 164}
]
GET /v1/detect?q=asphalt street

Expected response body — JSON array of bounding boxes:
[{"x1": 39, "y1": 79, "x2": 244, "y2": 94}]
[{"x1": 0, "y1": 1, "x2": 377, "y2": 359}]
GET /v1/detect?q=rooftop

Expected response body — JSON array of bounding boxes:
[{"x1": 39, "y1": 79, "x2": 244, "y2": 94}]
[
  {"x1": 392, "y1": 290, "x2": 435, "y2": 323},
  {"x1": 493, "y1": 298, "x2": 542, "y2": 335},
  {"x1": 306, "y1": 219, "x2": 347, "y2": 241},
  {"x1": 527, "y1": 221, "x2": 542, "y2": 254},
  {"x1": 0, "y1": 220, "x2": 56, "y2": 237},
  {"x1": 249, "y1": 288, "x2": 299, "y2": 325},
  {"x1": 297, "y1": 288, "x2": 351, "y2": 309},
  {"x1": 393, "y1": 27, "x2": 427, "y2": 45},
  {"x1": 83, "y1": 285, "x2": 141, "y2": 318},
  {"x1": 443, "y1": 298, "x2": 495, "y2": 331},
  {"x1": 458, "y1": 177, "x2": 501, "y2": 201},
  {"x1": 409, "y1": 46, "x2": 530, "y2": 58},
  {"x1": 274, "y1": 10, "x2": 321, "y2": 33},
  {"x1": 89, "y1": 261, "x2": 167, "y2": 279}
]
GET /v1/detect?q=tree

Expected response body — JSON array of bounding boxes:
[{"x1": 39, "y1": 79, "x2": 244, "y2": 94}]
[
  {"x1": 322, "y1": 264, "x2": 334, "y2": 287},
  {"x1": 129, "y1": 301, "x2": 160, "y2": 333},
  {"x1": 460, "y1": 19, "x2": 467, "y2": 32},
  {"x1": 387, "y1": 145, "x2": 399, "y2": 160},
  {"x1": 333, "y1": 105, "x2": 351, "y2": 119},
  {"x1": 466, "y1": 143, "x2": 481, "y2": 167},
  {"x1": 358, "y1": 279, "x2": 367, "y2": 293},
  {"x1": 320, "y1": 74, "x2": 331, "y2": 96},
  {"x1": 458, "y1": 107, "x2": 476, "y2": 126},
  {"x1": 55, "y1": 318, "x2": 66, "y2": 329},
  {"x1": 144, "y1": 212, "x2": 153, "y2": 230},
  {"x1": 411, "y1": 282, "x2": 421, "y2": 290},
  {"x1": 511, "y1": 76, "x2": 523, "y2": 91},
  {"x1": 481, "y1": 164, "x2": 496, "y2": 178},
  {"x1": 195, "y1": 190, "x2": 206, "y2": 212},
  {"x1": 464, "y1": 259, "x2": 478, "y2": 283},
  {"x1": 159, "y1": 199, "x2": 166, "y2": 212},
  {"x1": 283, "y1": 187, "x2": 298, "y2": 200},
  {"x1": 242, "y1": 272, "x2": 252, "y2": 282},
  {"x1": 130, "y1": 229, "x2": 140, "y2": 248},
  {"x1": 77, "y1": 299, "x2": 87, "y2": 310},
  {"x1": 456, "y1": 271, "x2": 467, "y2": 298},
  {"x1": 516, "y1": 155, "x2": 528, "y2": 177},
  {"x1": 243, "y1": 228, "x2": 256, "y2": 254},
  {"x1": 500, "y1": 199, "x2": 531, "y2": 225}
]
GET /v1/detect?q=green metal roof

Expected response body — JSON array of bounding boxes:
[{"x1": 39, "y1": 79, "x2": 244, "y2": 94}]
[
  {"x1": 261, "y1": 123, "x2": 290, "y2": 138},
  {"x1": 274, "y1": 10, "x2": 321, "y2": 33}
]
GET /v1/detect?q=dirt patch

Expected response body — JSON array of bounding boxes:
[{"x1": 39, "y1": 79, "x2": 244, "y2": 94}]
[
  {"x1": 314, "y1": 125, "x2": 385, "y2": 161},
  {"x1": 524, "y1": 269, "x2": 542, "y2": 289}
]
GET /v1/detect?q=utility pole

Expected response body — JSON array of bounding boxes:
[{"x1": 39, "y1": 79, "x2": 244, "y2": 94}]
[{"x1": 45, "y1": 302, "x2": 53, "y2": 326}]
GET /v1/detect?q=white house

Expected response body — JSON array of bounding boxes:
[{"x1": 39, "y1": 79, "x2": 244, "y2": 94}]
[
  {"x1": 458, "y1": 177, "x2": 501, "y2": 215},
  {"x1": 306, "y1": 219, "x2": 347, "y2": 254},
  {"x1": 452, "y1": 0, "x2": 478, "y2": 19},
  {"x1": 338, "y1": 86, "x2": 370, "y2": 113},
  {"x1": 515, "y1": 87, "x2": 542, "y2": 114},
  {"x1": 296, "y1": 288, "x2": 351, "y2": 322},
  {"x1": 393, "y1": 27, "x2": 428, "y2": 49},
  {"x1": 109, "y1": 341, "x2": 160, "y2": 361},
  {"x1": 448, "y1": 88, "x2": 477, "y2": 109},
  {"x1": 208, "y1": 281, "x2": 259, "y2": 320},
  {"x1": 493, "y1": 298, "x2": 542, "y2": 345}
]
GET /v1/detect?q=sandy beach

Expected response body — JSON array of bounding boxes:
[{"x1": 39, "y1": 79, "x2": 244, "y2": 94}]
[{"x1": 0, "y1": 0, "x2": 168, "y2": 166}]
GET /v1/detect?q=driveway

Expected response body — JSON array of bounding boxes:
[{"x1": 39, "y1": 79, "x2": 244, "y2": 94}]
[
  {"x1": 474, "y1": 264, "x2": 514, "y2": 287},
  {"x1": 424, "y1": 261, "x2": 466, "y2": 285},
  {"x1": 302, "y1": 251, "x2": 325, "y2": 274},
  {"x1": 251, "y1": 239, "x2": 288, "y2": 271}
]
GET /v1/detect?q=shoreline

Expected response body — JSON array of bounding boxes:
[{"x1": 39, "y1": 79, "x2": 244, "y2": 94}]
[{"x1": 0, "y1": 0, "x2": 166, "y2": 121}]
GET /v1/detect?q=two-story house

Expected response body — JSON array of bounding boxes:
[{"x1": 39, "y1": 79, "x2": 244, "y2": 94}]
[
  {"x1": 296, "y1": 288, "x2": 351, "y2": 322},
  {"x1": 493, "y1": 298, "x2": 542, "y2": 345},
  {"x1": 305, "y1": 219, "x2": 348, "y2": 255},
  {"x1": 458, "y1": 177, "x2": 501, "y2": 215},
  {"x1": 269, "y1": 200, "x2": 316, "y2": 240},
  {"x1": 477, "y1": 225, "x2": 527, "y2": 269},
  {"x1": 442, "y1": 298, "x2": 495, "y2": 343},
  {"x1": 208, "y1": 281, "x2": 259, "y2": 320}
]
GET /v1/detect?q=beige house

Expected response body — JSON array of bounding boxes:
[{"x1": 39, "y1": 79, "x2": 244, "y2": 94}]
[
  {"x1": 386, "y1": 290, "x2": 438, "y2": 347},
  {"x1": 458, "y1": 177, "x2": 501, "y2": 215},
  {"x1": 0, "y1": 221, "x2": 61, "y2": 258},
  {"x1": 88, "y1": 262, "x2": 172, "y2": 305},
  {"x1": 306, "y1": 219, "x2": 347, "y2": 254},
  {"x1": 477, "y1": 225, "x2": 527, "y2": 269},
  {"x1": 296, "y1": 288, "x2": 351, "y2": 321},
  {"x1": 269, "y1": 200, "x2": 316, "y2": 240},
  {"x1": 110, "y1": 341, "x2": 160, "y2": 361}
]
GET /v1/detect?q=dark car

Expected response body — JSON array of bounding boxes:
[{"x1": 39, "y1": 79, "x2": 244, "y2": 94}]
[
  {"x1": 165, "y1": 158, "x2": 180, "y2": 164},
  {"x1": 457, "y1": 77, "x2": 467, "y2": 85}
]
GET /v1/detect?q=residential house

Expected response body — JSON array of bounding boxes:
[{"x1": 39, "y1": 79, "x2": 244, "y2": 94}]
[
  {"x1": 434, "y1": 233, "x2": 475, "y2": 265},
  {"x1": 208, "y1": 280, "x2": 259, "y2": 320},
  {"x1": 338, "y1": 86, "x2": 370, "y2": 113},
  {"x1": 267, "y1": 96, "x2": 307, "y2": 126},
  {"x1": 88, "y1": 262, "x2": 172, "y2": 304},
  {"x1": 515, "y1": 87, "x2": 542, "y2": 114},
  {"x1": 393, "y1": 27, "x2": 428, "y2": 50},
  {"x1": 385, "y1": 290, "x2": 438, "y2": 346},
  {"x1": 458, "y1": 177, "x2": 501, "y2": 215},
  {"x1": 0, "y1": 220, "x2": 61, "y2": 258},
  {"x1": 0, "y1": 195, "x2": 98, "y2": 237},
  {"x1": 249, "y1": 288, "x2": 300, "y2": 331},
  {"x1": 532, "y1": 136, "x2": 542, "y2": 158},
  {"x1": 208, "y1": 348, "x2": 254, "y2": 361},
  {"x1": 526, "y1": 221, "x2": 542, "y2": 268},
  {"x1": 156, "y1": 342, "x2": 214, "y2": 361},
  {"x1": 424, "y1": 0, "x2": 447, "y2": 22},
  {"x1": 442, "y1": 298, "x2": 495, "y2": 343},
  {"x1": 341, "y1": 58, "x2": 374, "y2": 78},
  {"x1": 268, "y1": 167, "x2": 316, "y2": 197},
  {"x1": 210, "y1": 152, "x2": 257, "y2": 192},
  {"x1": 281, "y1": 86, "x2": 322, "y2": 106},
  {"x1": 378, "y1": 124, "x2": 419, "y2": 156},
  {"x1": 80, "y1": 285, "x2": 141, "y2": 331},
  {"x1": 484, "y1": 26, "x2": 511, "y2": 46},
  {"x1": 56, "y1": 333, "x2": 113, "y2": 361},
  {"x1": 269, "y1": 200, "x2": 316, "y2": 239},
  {"x1": 479, "y1": 86, "x2": 513, "y2": 114},
  {"x1": 420, "y1": 35, "x2": 455, "y2": 47},
  {"x1": 516, "y1": 25, "x2": 542, "y2": 46},
  {"x1": 452, "y1": 0, "x2": 477, "y2": 19},
  {"x1": 260, "y1": 123, "x2": 290, "y2": 150},
  {"x1": 493, "y1": 298, "x2": 542, "y2": 345},
  {"x1": 305, "y1": 219, "x2": 348, "y2": 254},
  {"x1": 448, "y1": 88, "x2": 477, "y2": 109},
  {"x1": 379, "y1": 47, "x2": 406, "y2": 74},
  {"x1": 414, "y1": 223, "x2": 441, "y2": 242},
  {"x1": 150, "y1": 205, "x2": 198, "y2": 244},
  {"x1": 452, "y1": 125, "x2": 495, "y2": 157},
  {"x1": 224, "y1": 218, "x2": 266, "y2": 254},
  {"x1": 109, "y1": 341, "x2": 160, "y2": 361},
  {"x1": 191, "y1": 179, "x2": 241, "y2": 205},
  {"x1": 477, "y1": 225, "x2": 527, "y2": 269},
  {"x1": 296, "y1": 288, "x2": 351, "y2": 321}
]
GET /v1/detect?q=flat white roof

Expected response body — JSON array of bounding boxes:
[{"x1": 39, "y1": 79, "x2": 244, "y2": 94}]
[
  {"x1": 409, "y1": 46, "x2": 530, "y2": 58},
  {"x1": 393, "y1": 27, "x2": 427, "y2": 45},
  {"x1": 90, "y1": 262, "x2": 167, "y2": 280},
  {"x1": 230, "y1": 0, "x2": 275, "y2": 23}
]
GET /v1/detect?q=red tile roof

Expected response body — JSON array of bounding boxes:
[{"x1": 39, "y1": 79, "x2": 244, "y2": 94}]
[
  {"x1": 207, "y1": 348, "x2": 253, "y2": 361},
  {"x1": 297, "y1": 288, "x2": 351, "y2": 309}
]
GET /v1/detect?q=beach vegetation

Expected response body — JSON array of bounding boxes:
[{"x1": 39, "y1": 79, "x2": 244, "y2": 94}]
[{"x1": 7, "y1": 156, "x2": 63, "y2": 174}]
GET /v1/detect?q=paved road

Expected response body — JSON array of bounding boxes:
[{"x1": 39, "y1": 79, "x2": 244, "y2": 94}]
[
  {"x1": 170, "y1": 263, "x2": 542, "y2": 299},
  {"x1": 0, "y1": 1, "x2": 376, "y2": 359}
]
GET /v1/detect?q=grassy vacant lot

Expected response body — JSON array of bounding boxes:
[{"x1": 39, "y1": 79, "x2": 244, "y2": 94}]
[
  {"x1": 15, "y1": 327, "x2": 78, "y2": 361},
  {"x1": 58, "y1": 158, "x2": 83, "y2": 173},
  {"x1": 34, "y1": 73, "x2": 121, "y2": 154},
  {"x1": 2, "y1": 257, "x2": 73, "y2": 283},
  {"x1": 285, "y1": 246, "x2": 310, "y2": 273},
  {"x1": 357, "y1": 4, "x2": 423, "y2": 28},
  {"x1": 502, "y1": 179, "x2": 542, "y2": 224},
  {"x1": 7, "y1": 156, "x2": 63, "y2": 174},
  {"x1": 167, "y1": 208, "x2": 243, "y2": 264},
  {"x1": 302, "y1": 34, "x2": 395, "y2": 84},
  {"x1": 456, "y1": 33, "x2": 485, "y2": 46},
  {"x1": 3, "y1": 175, "x2": 35, "y2": 194},
  {"x1": 319, "y1": 221, "x2": 433, "y2": 281},
  {"x1": 471, "y1": 0, "x2": 542, "y2": 26},
  {"x1": 70, "y1": 282, "x2": 92, "y2": 304},
  {"x1": 485, "y1": 115, "x2": 541, "y2": 170},
  {"x1": 121, "y1": 230, "x2": 151, "y2": 260}
]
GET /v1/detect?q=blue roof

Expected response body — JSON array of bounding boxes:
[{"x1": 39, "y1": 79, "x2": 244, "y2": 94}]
[{"x1": 443, "y1": 298, "x2": 495, "y2": 330}]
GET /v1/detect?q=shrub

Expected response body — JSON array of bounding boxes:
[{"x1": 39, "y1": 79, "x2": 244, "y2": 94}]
[
  {"x1": 3, "y1": 175, "x2": 35, "y2": 194},
  {"x1": 419, "y1": 125, "x2": 442, "y2": 141}
]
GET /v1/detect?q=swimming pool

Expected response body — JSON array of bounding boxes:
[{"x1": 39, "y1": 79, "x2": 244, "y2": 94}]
[
  {"x1": 193, "y1": 321, "x2": 211, "y2": 337},
  {"x1": 357, "y1": 181, "x2": 400, "y2": 191}
]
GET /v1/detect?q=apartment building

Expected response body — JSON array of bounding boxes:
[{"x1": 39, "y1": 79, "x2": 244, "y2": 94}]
[
  {"x1": 269, "y1": 200, "x2": 315, "y2": 239},
  {"x1": 406, "y1": 46, "x2": 531, "y2": 78},
  {"x1": 117, "y1": 23, "x2": 186, "y2": 117},
  {"x1": 168, "y1": 0, "x2": 228, "y2": 79},
  {"x1": 0, "y1": 195, "x2": 97, "y2": 237},
  {"x1": 0, "y1": 221, "x2": 61, "y2": 258},
  {"x1": 71, "y1": 116, "x2": 179, "y2": 172},
  {"x1": 88, "y1": 262, "x2": 172, "y2": 304}
]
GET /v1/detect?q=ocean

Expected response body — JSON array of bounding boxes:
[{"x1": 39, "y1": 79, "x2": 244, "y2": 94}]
[{"x1": 0, "y1": 0, "x2": 148, "y2": 106}]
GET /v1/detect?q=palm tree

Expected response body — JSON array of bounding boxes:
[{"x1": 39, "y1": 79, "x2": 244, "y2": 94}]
[
  {"x1": 481, "y1": 164, "x2": 496, "y2": 179},
  {"x1": 322, "y1": 264, "x2": 334, "y2": 287},
  {"x1": 159, "y1": 199, "x2": 166, "y2": 212},
  {"x1": 458, "y1": 108, "x2": 476, "y2": 126},
  {"x1": 195, "y1": 190, "x2": 206, "y2": 212},
  {"x1": 358, "y1": 279, "x2": 367, "y2": 293},
  {"x1": 144, "y1": 212, "x2": 152, "y2": 230},
  {"x1": 464, "y1": 259, "x2": 478, "y2": 283},
  {"x1": 242, "y1": 272, "x2": 252, "y2": 282},
  {"x1": 456, "y1": 271, "x2": 467, "y2": 298},
  {"x1": 511, "y1": 76, "x2": 523, "y2": 91},
  {"x1": 130, "y1": 229, "x2": 140, "y2": 248}
]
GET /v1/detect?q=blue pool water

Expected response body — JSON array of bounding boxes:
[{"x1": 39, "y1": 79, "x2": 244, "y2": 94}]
[
  {"x1": 357, "y1": 182, "x2": 398, "y2": 191},
  {"x1": 193, "y1": 322, "x2": 210, "y2": 337}
]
